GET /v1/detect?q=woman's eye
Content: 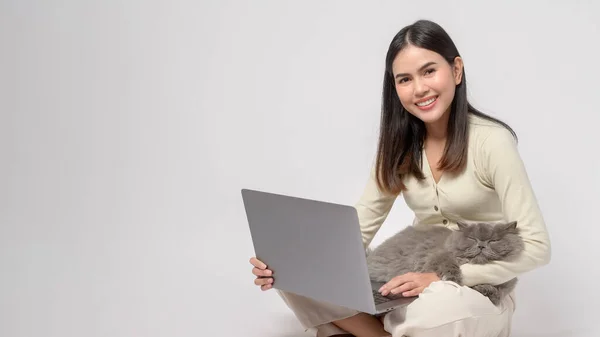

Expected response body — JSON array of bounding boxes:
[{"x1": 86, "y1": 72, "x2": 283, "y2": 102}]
[
  {"x1": 398, "y1": 77, "x2": 409, "y2": 84},
  {"x1": 424, "y1": 68, "x2": 435, "y2": 75}
]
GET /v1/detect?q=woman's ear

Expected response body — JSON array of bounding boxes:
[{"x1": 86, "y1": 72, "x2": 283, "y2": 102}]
[{"x1": 453, "y1": 56, "x2": 463, "y2": 85}]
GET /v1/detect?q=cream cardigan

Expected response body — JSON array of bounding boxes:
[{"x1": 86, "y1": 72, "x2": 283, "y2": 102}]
[{"x1": 354, "y1": 114, "x2": 551, "y2": 287}]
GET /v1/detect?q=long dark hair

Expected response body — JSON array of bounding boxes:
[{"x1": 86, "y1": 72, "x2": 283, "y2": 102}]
[{"x1": 375, "y1": 19, "x2": 516, "y2": 195}]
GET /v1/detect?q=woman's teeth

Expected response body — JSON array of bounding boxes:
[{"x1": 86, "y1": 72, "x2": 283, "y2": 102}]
[{"x1": 416, "y1": 97, "x2": 437, "y2": 107}]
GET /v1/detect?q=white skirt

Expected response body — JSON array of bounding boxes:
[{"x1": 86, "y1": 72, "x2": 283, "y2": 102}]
[{"x1": 278, "y1": 280, "x2": 515, "y2": 337}]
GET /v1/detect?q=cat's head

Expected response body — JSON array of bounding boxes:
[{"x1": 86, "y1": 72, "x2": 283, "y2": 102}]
[{"x1": 446, "y1": 221, "x2": 524, "y2": 264}]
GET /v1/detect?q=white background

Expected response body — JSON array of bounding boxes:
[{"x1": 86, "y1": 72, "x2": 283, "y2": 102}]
[{"x1": 1, "y1": 1, "x2": 598, "y2": 336}]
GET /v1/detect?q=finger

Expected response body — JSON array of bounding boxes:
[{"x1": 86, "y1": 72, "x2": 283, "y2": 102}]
[
  {"x1": 252, "y1": 267, "x2": 273, "y2": 277},
  {"x1": 381, "y1": 273, "x2": 412, "y2": 295},
  {"x1": 380, "y1": 276, "x2": 403, "y2": 292},
  {"x1": 261, "y1": 283, "x2": 273, "y2": 291},
  {"x1": 249, "y1": 257, "x2": 267, "y2": 269},
  {"x1": 254, "y1": 277, "x2": 273, "y2": 286},
  {"x1": 390, "y1": 281, "x2": 417, "y2": 295},
  {"x1": 402, "y1": 286, "x2": 424, "y2": 297}
]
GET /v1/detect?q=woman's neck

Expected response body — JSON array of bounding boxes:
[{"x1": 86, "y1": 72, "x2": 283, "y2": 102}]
[
  {"x1": 425, "y1": 123, "x2": 447, "y2": 141},
  {"x1": 425, "y1": 111, "x2": 450, "y2": 142}
]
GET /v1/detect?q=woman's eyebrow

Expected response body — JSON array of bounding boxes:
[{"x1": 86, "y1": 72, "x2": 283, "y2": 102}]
[{"x1": 395, "y1": 61, "x2": 437, "y2": 79}]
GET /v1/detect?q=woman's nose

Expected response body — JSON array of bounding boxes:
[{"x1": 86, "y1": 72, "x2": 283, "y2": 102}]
[{"x1": 413, "y1": 79, "x2": 429, "y2": 97}]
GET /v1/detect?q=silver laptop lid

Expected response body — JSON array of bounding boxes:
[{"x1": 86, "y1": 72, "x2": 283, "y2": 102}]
[{"x1": 241, "y1": 188, "x2": 377, "y2": 314}]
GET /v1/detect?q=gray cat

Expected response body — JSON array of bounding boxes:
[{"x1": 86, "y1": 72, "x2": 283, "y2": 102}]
[{"x1": 366, "y1": 221, "x2": 524, "y2": 305}]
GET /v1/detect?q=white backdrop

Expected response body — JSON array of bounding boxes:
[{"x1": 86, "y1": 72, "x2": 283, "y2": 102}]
[{"x1": 1, "y1": 1, "x2": 598, "y2": 336}]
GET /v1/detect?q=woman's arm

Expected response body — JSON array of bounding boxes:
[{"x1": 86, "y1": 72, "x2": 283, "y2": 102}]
[
  {"x1": 354, "y1": 165, "x2": 398, "y2": 249},
  {"x1": 460, "y1": 127, "x2": 552, "y2": 286}
]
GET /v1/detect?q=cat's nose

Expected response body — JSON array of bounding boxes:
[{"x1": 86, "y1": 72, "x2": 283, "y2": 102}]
[{"x1": 478, "y1": 245, "x2": 485, "y2": 249}]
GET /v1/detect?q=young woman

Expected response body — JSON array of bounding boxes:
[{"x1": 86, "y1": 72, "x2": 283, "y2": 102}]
[{"x1": 249, "y1": 19, "x2": 551, "y2": 337}]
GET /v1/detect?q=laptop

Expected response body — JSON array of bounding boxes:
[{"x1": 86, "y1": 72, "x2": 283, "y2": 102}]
[{"x1": 241, "y1": 188, "x2": 415, "y2": 315}]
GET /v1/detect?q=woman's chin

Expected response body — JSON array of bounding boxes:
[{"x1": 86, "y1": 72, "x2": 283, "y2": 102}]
[{"x1": 409, "y1": 108, "x2": 446, "y2": 125}]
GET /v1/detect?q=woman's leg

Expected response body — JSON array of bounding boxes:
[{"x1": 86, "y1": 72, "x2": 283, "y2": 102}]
[
  {"x1": 332, "y1": 313, "x2": 391, "y2": 337},
  {"x1": 277, "y1": 290, "x2": 392, "y2": 337},
  {"x1": 383, "y1": 281, "x2": 515, "y2": 337}
]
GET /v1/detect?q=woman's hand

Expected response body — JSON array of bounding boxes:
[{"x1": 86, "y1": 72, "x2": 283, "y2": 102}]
[
  {"x1": 249, "y1": 257, "x2": 274, "y2": 291},
  {"x1": 379, "y1": 272, "x2": 440, "y2": 297}
]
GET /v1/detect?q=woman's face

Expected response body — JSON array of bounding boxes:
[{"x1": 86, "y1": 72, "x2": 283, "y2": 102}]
[{"x1": 391, "y1": 45, "x2": 463, "y2": 126}]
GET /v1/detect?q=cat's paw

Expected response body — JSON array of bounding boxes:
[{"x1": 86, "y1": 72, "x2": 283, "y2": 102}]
[
  {"x1": 435, "y1": 262, "x2": 462, "y2": 285},
  {"x1": 472, "y1": 284, "x2": 501, "y2": 306},
  {"x1": 441, "y1": 266, "x2": 462, "y2": 284}
]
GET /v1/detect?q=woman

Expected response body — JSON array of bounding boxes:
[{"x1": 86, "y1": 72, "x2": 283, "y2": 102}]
[{"x1": 249, "y1": 19, "x2": 551, "y2": 337}]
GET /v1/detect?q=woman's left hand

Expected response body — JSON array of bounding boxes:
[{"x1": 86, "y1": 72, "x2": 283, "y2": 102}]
[{"x1": 379, "y1": 272, "x2": 440, "y2": 297}]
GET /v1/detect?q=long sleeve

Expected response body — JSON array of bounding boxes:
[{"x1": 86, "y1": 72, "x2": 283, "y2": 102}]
[
  {"x1": 354, "y1": 165, "x2": 398, "y2": 249},
  {"x1": 460, "y1": 127, "x2": 552, "y2": 286}
]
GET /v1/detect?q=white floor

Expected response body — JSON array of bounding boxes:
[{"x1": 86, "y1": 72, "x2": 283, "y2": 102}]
[
  {"x1": 0, "y1": 204, "x2": 595, "y2": 337},
  {"x1": 1, "y1": 218, "x2": 595, "y2": 337}
]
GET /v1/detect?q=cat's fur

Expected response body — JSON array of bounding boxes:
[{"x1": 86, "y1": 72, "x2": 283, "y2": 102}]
[{"x1": 366, "y1": 221, "x2": 524, "y2": 305}]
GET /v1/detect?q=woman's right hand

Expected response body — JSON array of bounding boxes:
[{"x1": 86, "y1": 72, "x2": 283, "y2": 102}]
[{"x1": 249, "y1": 257, "x2": 274, "y2": 291}]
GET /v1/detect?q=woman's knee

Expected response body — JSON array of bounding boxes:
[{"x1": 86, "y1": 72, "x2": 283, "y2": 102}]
[
  {"x1": 384, "y1": 281, "x2": 513, "y2": 333},
  {"x1": 383, "y1": 282, "x2": 513, "y2": 336},
  {"x1": 416, "y1": 280, "x2": 503, "y2": 312}
]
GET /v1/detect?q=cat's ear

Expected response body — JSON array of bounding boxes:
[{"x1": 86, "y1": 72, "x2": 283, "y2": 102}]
[
  {"x1": 506, "y1": 221, "x2": 518, "y2": 230},
  {"x1": 499, "y1": 221, "x2": 518, "y2": 232},
  {"x1": 456, "y1": 221, "x2": 470, "y2": 231}
]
